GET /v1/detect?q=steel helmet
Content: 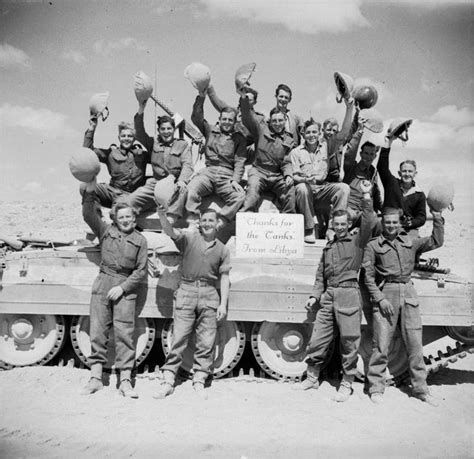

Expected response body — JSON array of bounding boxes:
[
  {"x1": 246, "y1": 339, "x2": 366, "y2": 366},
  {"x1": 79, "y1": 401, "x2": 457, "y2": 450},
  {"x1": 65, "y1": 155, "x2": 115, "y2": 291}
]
[
  {"x1": 89, "y1": 92, "x2": 110, "y2": 121},
  {"x1": 387, "y1": 118, "x2": 413, "y2": 141},
  {"x1": 134, "y1": 71, "x2": 153, "y2": 103},
  {"x1": 154, "y1": 175, "x2": 177, "y2": 210},
  {"x1": 69, "y1": 147, "x2": 101, "y2": 182},
  {"x1": 427, "y1": 182, "x2": 455, "y2": 212},
  {"x1": 334, "y1": 72, "x2": 354, "y2": 103},
  {"x1": 352, "y1": 85, "x2": 378, "y2": 110},
  {"x1": 184, "y1": 62, "x2": 211, "y2": 93},
  {"x1": 235, "y1": 62, "x2": 256, "y2": 91}
]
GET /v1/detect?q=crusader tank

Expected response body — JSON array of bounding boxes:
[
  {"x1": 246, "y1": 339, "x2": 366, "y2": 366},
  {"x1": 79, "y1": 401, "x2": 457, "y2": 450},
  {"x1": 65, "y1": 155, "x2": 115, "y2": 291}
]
[{"x1": 0, "y1": 216, "x2": 472, "y2": 381}]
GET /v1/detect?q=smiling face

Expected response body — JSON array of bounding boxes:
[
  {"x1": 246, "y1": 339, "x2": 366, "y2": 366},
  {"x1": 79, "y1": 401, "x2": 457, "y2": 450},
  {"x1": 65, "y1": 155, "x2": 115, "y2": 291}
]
[
  {"x1": 332, "y1": 214, "x2": 349, "y2": 239},
  {"x1": 199, "y1": 211, "x2": 218, "y2": 239},
  {"x1": 158, "y1": 121, "x2": 175, "y2": 143},
  {"x1": 360, "y1": 145, "x2": 378, "y2": 168},
  {"x1": 276, "y1": 89, "x2": 291, "y2": 110},
  {"x1": 323, "y1": 122, "x2": 338, "y2": 139},
  {"x1": 269, "y1": 112, "x2": 286, "y2": 134},
  {"x1": 398, "y1": 162, "x2": 417, "y2": 185},
  {"x1": 382, "y1": 212, "x2": 402, "y2": 239},
  {"x1": 219, "y1": 110, "x2": 236, "y2": 134},
  {"x1": 303, "y1": 124, "x2": 320, "y2": 147},
  {"x1": 118, "y1": 128, "x2": 135, "y2": 150},
  {"x1": 115, "y1": 207, "x2": 136, "y2": 233}
]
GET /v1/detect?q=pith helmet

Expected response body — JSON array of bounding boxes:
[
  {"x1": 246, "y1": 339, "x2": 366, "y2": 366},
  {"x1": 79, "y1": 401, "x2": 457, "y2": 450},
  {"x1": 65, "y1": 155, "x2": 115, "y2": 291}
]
[
  {"x1": 154, "y1": 175, "x2": 177, "y2": 210},
  {"x1": 352, "y1": 85, "x2": 378, "y2": 110},
  {"x1": 235, "y1": 63, "x2": 256, "y2": 90},
  {"x1": 334, "y1": 72, "x2": 354, "y2": 102},
  {"x1": 69, "y1": 147, "x2": 101, "y2": 183},
  {"x1": 387, "y1": 118, "x2": 413, "y2": 141},
  {"x1": 134, "y1": 71, "x2": 153, "y2": 103},
  {"x1": 184, "y1": 62, "x2": 211, "y2": 93},
  {"x1": 89, "y1": 92, "x2": 110, "y2": 121},
  {"x1": 427, "y1": 182, "x2": 455, "y2": 212}
]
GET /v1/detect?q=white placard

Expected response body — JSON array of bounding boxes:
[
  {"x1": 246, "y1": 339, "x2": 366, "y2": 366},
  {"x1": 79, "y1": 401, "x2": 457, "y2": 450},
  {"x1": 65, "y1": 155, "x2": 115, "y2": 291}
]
[{"x1": 235, "y1": 212, "x2": 304, "y2": 258}]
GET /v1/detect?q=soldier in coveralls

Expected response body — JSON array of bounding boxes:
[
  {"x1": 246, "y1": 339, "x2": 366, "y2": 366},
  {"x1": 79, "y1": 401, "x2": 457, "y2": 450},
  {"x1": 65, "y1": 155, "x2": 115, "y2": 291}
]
[
  {"x1": 363, "y1": 206, "x2": 444, "y2": 406},
  {"x1": 296, "y1": 180, "x2": 375, "y2": 402},
  {"x1": 154, "y1": 207, "x2": 230, "y2": 399},
  {"x1": 80, "y1": 180, "x2": 148, "y2": 398}
]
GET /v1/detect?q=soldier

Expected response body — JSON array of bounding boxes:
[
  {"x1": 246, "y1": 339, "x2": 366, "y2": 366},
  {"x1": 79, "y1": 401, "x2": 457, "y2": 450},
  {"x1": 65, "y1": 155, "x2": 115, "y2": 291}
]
[
  {"x1": 377, "y1": 135, "x2": 427, "y2": 235},
  {"x1": 130, "y1": 99, "x2": 194, "y2": 223},
  {"x1": 185, "y1": 88, "x2": 247, "y2": 229},
  {"x1": 290, "y1": 119, "x2": 350, "y2": 243},
  {"x1": 274, "y1": 83, "x2": 304, "y2": 145},
  {"x1": 296, "y1": 181, "x2": 376, "y2": 401},
  {"x1": 239, "y1": 90, "x2": 296, "y2": 214},
  {"x1": 80, "y1": 179, "x2": 148, "y2": 398},
  {"x1": 363, "y1": 206, "x2": 444, "y2": 406},
  {"x1": 154, "y1": 207, "x2": 230, "y2": 399},
  {"x1": 82, "y1": 117, "x2": 149, "y2": 211}
]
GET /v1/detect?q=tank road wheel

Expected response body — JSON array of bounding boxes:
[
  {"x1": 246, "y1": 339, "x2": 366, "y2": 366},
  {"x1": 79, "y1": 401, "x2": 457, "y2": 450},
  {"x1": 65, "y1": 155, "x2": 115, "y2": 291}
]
[
  {"x1": 251, "y1": 321, "x2": 314, "y2": 381},
  {"x1": 445, "y1": 326, "x2": 474, "y2": 346},
  {"x1": 0, "y1": 314, "x2": 66, "y2": 369},
  {"x1": 357, "y1": 327, "x2": 408, "y2": 380},
  {"x1": 70, "y1": 315, "x2": 156, "y2": 369},
  {"x1": 161, "y1": 319, "x2": 246, "y2": 379}
]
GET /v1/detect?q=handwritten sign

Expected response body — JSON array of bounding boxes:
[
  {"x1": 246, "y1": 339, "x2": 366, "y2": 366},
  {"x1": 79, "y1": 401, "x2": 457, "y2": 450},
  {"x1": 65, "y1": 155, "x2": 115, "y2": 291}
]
[{"x1": 235, "y1": 213, "x2": 304, "y2": 258}]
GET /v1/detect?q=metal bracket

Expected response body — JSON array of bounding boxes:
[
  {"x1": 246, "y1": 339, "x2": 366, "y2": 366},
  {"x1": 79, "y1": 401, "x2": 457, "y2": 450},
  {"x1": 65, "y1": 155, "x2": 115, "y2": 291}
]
[
  {"x1": 19, "y1": 255, "x2": 28, "y2": 277},
  {"x1": 437, "y1": 275, "x2": 446, "y2": 288}
]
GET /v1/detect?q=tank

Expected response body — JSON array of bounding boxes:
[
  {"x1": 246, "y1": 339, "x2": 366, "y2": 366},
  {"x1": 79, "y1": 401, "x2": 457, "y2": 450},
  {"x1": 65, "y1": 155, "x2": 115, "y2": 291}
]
[{"x1": 1, "y1": 219, "x2": 473, "y2": 381}]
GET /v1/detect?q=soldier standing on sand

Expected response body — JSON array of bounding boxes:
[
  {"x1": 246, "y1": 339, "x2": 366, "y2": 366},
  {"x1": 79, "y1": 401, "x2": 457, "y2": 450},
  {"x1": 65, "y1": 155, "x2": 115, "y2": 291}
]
[
  {"x1": 154, "y1": 207, "x2": 230, "y2": 399},
  {"x1": 363, "y1": 206, "x2": 444, "y2": 406},
  {"x1": 80, "y1": 179, "x2": 148, "y2": 399},
  {"x1": 295, "y1": 180, "x2": 376, "y2": 402}
]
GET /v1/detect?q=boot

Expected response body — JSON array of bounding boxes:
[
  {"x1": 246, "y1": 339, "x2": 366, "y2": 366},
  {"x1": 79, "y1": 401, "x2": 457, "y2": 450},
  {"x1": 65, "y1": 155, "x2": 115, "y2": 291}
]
[
  {"x1": 80, "y1": 377, "x2": 103, "y2": 395},
  {"x1": 293, "y1": 366, "x2": 319, "y2": 390},
  {"x1": 153, "y1": 382, "x2": 174, "y2": 399},
  {"x1": 413, "y1": 391, "x2": 438, "y2": 407},
  {"x1": 304, "y1": 229, "x2": 316, "y2": 244},
  {"x1": 193, "y1": 381, "x2": 208, "y2": 400},
  {"x1": 119, "y1": 379, "x2": 139, "y2": 399},
  {"x1": 370, "y1": 392, "x2": 384, "y2": 404},
  {"x1": 333, "y1": 380, "x2": 353, "y2": 402}
]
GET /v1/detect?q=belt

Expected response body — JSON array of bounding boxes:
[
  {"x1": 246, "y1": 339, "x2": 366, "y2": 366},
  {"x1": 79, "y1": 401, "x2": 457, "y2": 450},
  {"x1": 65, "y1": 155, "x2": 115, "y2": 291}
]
[
  {"x1": 327, "y1": 280, "x2": 359, "y2": 288},
  {"x1": 181, "y1": 278, "x2": 216, "y2": 288},
  {"x1": 384, "y1": 277, "x2": 411, "y2": 284},
  {"x1": 100, "y1": 265, "x2": 133, "y2": 276}
]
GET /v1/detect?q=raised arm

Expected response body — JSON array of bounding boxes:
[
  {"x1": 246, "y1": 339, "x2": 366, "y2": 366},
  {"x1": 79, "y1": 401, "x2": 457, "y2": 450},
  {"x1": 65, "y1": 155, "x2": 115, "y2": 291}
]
[
  {"x1": 119, "y1": 236, "x2": 148, "y2": 294},
  {"x1": 377, "y1": 138, "x2": 395, "y2": 185},
  {"x1": 335, "y1": 97, "x2": 355, "y2": 143},
  {"x1": 83, "y1": 117, "x2": 109, "y2": 163},
  {"x1": 239, "y1": 94, "x2": 260, "y2": 142},
  {"x1": 357, "y1": 182, "x2": 376, "y2": 248},
  {"x1": 343, "y1": 123, "x2": 364, "y2": 176},
  {"x1": 134, "y1": 100, "x2": 154, "y2": 153},
  {"x1": 191, "y1": 94, "x2": 211, "y2": 138},
  {"x1": 207, "y1": 84, "x2": 231, "y2": 113},
  {"x1": 412, "y1": 210, "x2": 444, "y2": 254},
  {"x1": 156, "y1": 206, "x2": 180, "y2": 240}
]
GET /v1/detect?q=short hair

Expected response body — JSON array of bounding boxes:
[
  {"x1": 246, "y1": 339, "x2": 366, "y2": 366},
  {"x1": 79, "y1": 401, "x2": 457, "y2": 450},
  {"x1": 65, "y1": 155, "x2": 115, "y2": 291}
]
[
  {"x1": 200, "y1": 208, "x2": 218, "y2": 219},
  {"x1": 322, "y1": 118, "x2": 338, "y2": 130},
  {"x1": 118, "y1": 121, "x2": 135, "y2": 135},
  {"x1": 269, "y1": 107, "x2": 286, "y2": 118},
  {"x1": 110, "y1": 202, "x2": 137, "y2": 222},
  {"x1": 245, "y1": 87, "x2": 259, "y2": 102},
  {"x1": 275, "y1": 83, "x2": 292, "y2": 99},
  {"x1": 360, "y1": 141, "x2": 378, "y2": 151},
  {"x1": 303, "y1": 118, "x2": 321, "y2": 132},
  {"x1": 220, "y1": 106, "x2": 238, "y2": 117},
  {"x1": 332, "y1": 209, "x2": 349, "y2": 220},
  {"x1": 157, "y1": 115, "x2": 175, "y2": 129},
  {"x1": 382, "y1": 207, "x2": 402, "y2": 221},
  {"x1": 399, "y1": 159, "x2": 417, "y2": 170}
]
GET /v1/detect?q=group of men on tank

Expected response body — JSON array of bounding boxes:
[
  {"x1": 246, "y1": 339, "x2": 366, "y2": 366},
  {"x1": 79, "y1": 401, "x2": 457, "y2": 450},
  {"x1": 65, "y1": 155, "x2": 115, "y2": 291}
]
[{"x1": 79, "y1": 68, "x2": 444, "y2": 407}]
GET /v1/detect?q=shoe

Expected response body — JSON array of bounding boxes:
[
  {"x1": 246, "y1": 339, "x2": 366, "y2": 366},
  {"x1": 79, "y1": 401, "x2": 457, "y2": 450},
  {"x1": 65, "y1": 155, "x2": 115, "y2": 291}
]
[
  {"x1": 413, "y1": 392, "x2": 438, "y2": 407},
  {"x1": 80, "y1": 377, "x2": 103, "y2": 395},
  {"x1": 370, "y1": 393, "x2": 384, "y2": 404},
  {"x1": 334, "y1": 381, "x2": 353, "y2": 402},
  {"x1": 304, "y1": 229, "x2": 316, "y2": 244},
  {"x1": 193, "y1": 381, "x2": 208, "y2": 400},
  {"x1": 119, "y1": 380, "x2": 139, "y2": 399},
  {"x1": 293, "y1": 378, "x2": 319, "y2": 391},
  {"x1": 153, "y1": 382, "x2": 174, "y2": 399}
]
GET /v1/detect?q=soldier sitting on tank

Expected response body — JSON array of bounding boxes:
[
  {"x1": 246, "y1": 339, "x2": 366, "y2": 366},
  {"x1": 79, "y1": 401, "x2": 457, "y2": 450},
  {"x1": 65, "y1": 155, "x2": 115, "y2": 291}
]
[
  {"x1": 129, "y1": 97, "x2": 194, "y2": 224},
  {"x1": 80, "y1": 178, "x2": 148, "y2": 399},
  {"x1": 185, "y1": 86, "x2": 247, "y2": 230},
  {"x1": 273, "y1": 83, "x2": 304, "y2": 145},
  {"x1": 377, "y1": 125, "x2": 426, "y2": 237},
  {"x1": 362, "y1": 205, "x2": 444, "y2": 406},
  {"x1": 295, "y1": 180, "x2": 376, "y2": 402},
  {"x1": 290, "y1": 119, "x2": 350, "y2": 243},
  {"x1": 154, "y1": 207, "x2": 230, "y2": 399},
  {"x1": 238, "y1": 88, "x2": 296, "y2": 214},
  {"x1": 82, "y1": 117, "x2": 149, "y2": 215}
]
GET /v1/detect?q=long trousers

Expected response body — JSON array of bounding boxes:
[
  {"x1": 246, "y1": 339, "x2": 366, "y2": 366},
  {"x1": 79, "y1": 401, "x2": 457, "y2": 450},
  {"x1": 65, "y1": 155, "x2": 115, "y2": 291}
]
[
  {"x1": 305, "y1": 286, "x2": 361, "y2": 382},
  {"x1": 368, "y1": 282, "x2": 428, "y2": 395},
  {"x1": 162, "y1": 283, "x2": 220, "y2": 383}
]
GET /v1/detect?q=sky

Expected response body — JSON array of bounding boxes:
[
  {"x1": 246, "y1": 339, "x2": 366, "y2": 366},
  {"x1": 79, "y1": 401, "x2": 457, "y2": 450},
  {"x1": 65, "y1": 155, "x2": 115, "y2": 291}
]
[{"x1": 0, "y1": 0, "x2": 473, "y2": 219}]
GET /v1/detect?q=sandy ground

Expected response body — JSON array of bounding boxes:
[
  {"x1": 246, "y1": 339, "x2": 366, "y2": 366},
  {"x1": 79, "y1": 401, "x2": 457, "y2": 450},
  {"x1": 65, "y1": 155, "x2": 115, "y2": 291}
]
[{"x1": 0, "y1": 354, "x2": 473, "y2": 459}]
